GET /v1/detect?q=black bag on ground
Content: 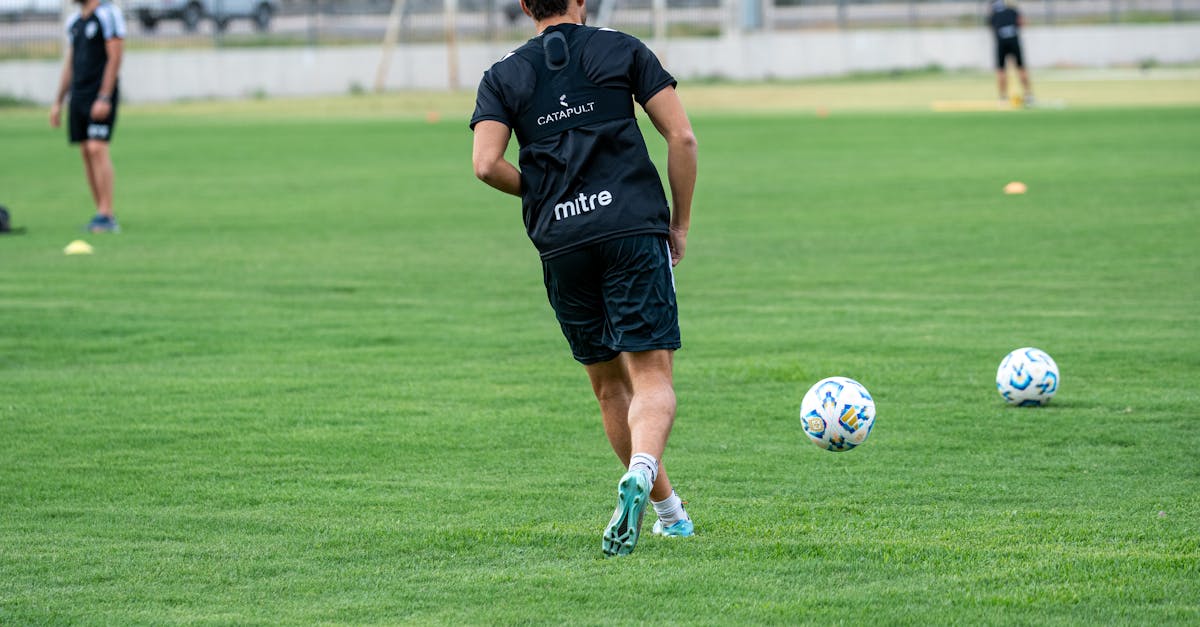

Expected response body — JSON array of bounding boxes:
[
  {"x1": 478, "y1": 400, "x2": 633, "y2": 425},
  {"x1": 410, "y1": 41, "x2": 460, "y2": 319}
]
[{"x1": 0, "y1": 205, "x2": 26, "y2": 234}]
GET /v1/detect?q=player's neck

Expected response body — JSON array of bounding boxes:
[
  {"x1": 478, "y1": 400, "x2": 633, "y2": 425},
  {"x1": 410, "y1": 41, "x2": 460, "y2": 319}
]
[
  {"x1": 535, "y1": 13, "x2": 583, "y2": 34},
  {"x1": 79, "y1": 0, "x2": 101, "y2": 16}
]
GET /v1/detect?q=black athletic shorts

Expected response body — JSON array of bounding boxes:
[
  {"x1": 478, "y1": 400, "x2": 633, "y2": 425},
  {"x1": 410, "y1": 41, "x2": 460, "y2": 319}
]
[
  {"x1": 542, "y1": 233, "x2": 681, "y2": 365},
  {"x1": 68, "y1": 93, "x2": 118, "y2": 144},
  {"x1": 996, "y1": 38, "x2": 1024, "y2": 69}
]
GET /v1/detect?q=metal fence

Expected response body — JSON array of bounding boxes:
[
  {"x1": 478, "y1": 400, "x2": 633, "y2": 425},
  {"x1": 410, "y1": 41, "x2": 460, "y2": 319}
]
[{"x1": 2, "y1": 0, "x2": 1199, "y2": 58}]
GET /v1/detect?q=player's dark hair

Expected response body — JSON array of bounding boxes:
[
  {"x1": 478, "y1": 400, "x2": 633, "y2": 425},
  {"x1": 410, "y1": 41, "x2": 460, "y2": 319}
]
[{"x1": 524, "y1": 0, "x2": 569, "y2": 20}]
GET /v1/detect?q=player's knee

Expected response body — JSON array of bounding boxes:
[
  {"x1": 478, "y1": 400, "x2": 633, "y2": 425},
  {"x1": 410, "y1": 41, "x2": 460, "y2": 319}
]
[
  {"x1": 593, "y1": 379, "x2": 632, "y2": 405},
  {"x1": 587, "y1": 361, "x2": 632, "y2": 403},
  {"x1": 590, "y1": 367, "x2": 625, "y2": 395},
  {"x1": 628, "y1": 369, "x2": 676, "y2": 409},
  {"x1": 83, "y1": 140, "x2": 109, "y2": 159}
]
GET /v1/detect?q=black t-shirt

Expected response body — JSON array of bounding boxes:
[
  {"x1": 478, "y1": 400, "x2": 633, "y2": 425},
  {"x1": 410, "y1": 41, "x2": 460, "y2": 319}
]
[
  {"x1": 66, "y1": 1, "x2": 126, "y2": 100},
  {"x1": 470, "y1": 24, "x2": 677, "y2": 259},
  {"x1": 989, "y1": 2, "x2": 1020, "y2": 40}
]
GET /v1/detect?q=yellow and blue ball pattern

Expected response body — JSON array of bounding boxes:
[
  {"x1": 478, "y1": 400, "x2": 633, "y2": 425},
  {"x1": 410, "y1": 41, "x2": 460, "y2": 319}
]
[{"x1": 800, "y1": 376, "x2": 876, "y2": 452}]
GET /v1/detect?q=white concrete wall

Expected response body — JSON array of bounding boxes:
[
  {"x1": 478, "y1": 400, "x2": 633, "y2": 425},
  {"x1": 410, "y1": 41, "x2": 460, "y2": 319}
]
[
  {"x1": 3, "y1": 23, "x2": 1199, "y2": 104},
  {"x1": 654, "y1": 24, "x2": 1200, "y2": 80}
]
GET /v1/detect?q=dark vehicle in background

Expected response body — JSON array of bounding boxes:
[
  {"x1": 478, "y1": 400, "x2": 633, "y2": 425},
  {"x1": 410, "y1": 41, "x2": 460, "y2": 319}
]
[
  {"x1": 0, "y1": 0, "x2": 62, "y2": 22},
  {"x1": 127, "y1": 0, "x2": 280, "y2": 32}
]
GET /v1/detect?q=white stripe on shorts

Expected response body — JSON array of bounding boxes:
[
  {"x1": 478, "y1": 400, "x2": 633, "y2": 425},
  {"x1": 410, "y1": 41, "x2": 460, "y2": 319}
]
[{"x1": 663, "y1": 239, "x2": 676, "y2": 292}]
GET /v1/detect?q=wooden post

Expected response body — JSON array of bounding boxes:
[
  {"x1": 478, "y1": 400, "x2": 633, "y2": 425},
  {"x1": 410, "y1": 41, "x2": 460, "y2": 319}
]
[
  {"x1": 446, "y1": 0, "x2": 460, "y2": 90},
  {"x1": 375, "y1": 0, "x2": 408, "y2": 93}
]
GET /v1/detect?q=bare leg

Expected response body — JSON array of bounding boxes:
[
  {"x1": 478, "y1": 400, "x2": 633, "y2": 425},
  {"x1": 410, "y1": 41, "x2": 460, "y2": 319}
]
[
  {"x1": 84, "y1": 140, "x2": 115, "y2": 217},
  {"x1": 621, "y1": 350, "x2": 676, "y2": 464},
  {"x1": 586, "y1": 350, "x2": 678, "y2": 501},
  {"x1": 81, "y1": 144, "x2": 100, "y2": 210},
  {"x1": 1018, "y1": 68, "x2": 1032, "y2": 97},
  {"x1": 995, "y1": 69, "x2": 1008, "y2": 100}
]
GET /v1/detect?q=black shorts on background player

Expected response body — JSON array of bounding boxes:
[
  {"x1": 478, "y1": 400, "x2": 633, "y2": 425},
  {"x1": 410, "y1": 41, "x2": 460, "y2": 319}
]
[
  {"x1": 989, "y1": 2, "x2": 1023, "y2": 68},
  {"x1": 996, "y1": 38, "x2": 1024, "y2": 69},
  {"x1": 68, "y1": 92, "x2": 118, "y2": 144}
]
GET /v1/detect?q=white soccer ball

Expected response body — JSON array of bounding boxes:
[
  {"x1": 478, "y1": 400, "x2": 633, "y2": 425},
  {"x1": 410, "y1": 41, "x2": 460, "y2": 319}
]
[
  {"x1": 996, "y1": 347, "x2": 1059, "y2": 406},
  {"x1": 800, "y1": 376, "x2": 876, "y2": 452}
]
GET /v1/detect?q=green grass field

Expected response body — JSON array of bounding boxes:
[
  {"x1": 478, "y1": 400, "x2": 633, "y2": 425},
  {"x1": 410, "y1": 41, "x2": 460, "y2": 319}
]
[{"x1": 2, "y1": 81, "x2": 1199, "y2": 623}]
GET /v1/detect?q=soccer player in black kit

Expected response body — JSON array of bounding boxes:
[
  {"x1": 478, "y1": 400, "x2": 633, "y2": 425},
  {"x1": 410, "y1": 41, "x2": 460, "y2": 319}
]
[
  {"x1": 470, "y1": 0, "x2": 698, "y2": 556},
  {"x1": 50, "y1": 0, "x2": 126, "y2": 233},
  {"x1": 989, "y1": 0, "x2": 1033, "y2": 104}
]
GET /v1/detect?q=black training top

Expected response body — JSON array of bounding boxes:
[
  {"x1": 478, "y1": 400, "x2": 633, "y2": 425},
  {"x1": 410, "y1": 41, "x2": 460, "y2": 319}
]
[
  {"x1": 989, "y1": 1, "x2": 1020, "y2": 40},
  {"x1": 66, "y1": 0, "x2": 126, "y2": 99},
  {"x1": 470, "y1": 24, "x2": 677, "y2": 260}
]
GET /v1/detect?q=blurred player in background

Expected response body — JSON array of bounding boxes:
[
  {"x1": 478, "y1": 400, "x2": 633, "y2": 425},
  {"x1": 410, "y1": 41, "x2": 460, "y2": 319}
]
[
  {"x1": 50, "y1": 0, "x2": 125, "y2": 233},
  {"x1": 989, "y1": 0, "x2": 1033, "y2": 105},
  {"x1": 470, "y1": 0, "x2": 698, "y2": 556}
]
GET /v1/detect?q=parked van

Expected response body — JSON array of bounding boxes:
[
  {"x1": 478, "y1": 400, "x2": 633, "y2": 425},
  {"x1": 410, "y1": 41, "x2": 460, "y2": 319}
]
[
  {"x1": 126, "y1": 0, "x2": 280, "y2": 32},
  {"x1": 0, "y1": 0, "x2": 63, "y2": 22}
]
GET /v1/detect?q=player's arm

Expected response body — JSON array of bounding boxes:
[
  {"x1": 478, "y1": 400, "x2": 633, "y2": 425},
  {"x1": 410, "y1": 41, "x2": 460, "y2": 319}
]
[
  {"x1": 643, "y1": 86, "x2": 697, "y2": 266},
  {"x1": 472, "y1": 120, "x2": 522, "y2": 197},
  {"x1": 50, "y1": 46, "x2": 72, "y2": 128},
  {"x1": 91, "y1": 36, "x2": 123, "y2": 122}
]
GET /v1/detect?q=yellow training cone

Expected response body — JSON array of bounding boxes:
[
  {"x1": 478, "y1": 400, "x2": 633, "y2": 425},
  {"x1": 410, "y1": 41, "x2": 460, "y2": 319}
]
[
  {"x1": 64, "y1": 240, "x2": 94, "y2": 255},
  {"x1": 1004, "y1": 181, "x2": 1027, "y2": 195}
]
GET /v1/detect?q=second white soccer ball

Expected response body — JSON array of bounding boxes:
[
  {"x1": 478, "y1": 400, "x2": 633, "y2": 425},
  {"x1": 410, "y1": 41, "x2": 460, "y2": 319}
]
[
  {"x1": 800, "y1": 377, "x2": 876, "y2": 452},
  {"x1": 996, "y1": 347, "x2": 1059, "y2": 406}
]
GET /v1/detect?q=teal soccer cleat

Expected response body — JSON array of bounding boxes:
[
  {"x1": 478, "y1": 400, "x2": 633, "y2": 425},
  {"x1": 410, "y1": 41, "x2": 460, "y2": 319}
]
[
  {"x1": 602, "y1": 470, "x2": 649, "y2": 556},
  {"x1": 651, "y1": 518, "x2": 695, "y2": 538}
]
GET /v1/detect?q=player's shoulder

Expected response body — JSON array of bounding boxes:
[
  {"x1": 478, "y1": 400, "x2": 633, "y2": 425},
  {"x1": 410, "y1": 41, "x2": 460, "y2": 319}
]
[
  {"x1": 65, "y1": 10, "x2": 81, "y2": 29},
  {"x1": 580, "y1": 26, "x2": 650, "y2": 70},
  {"x1": 585, "y1": 26, "x2": 645, "y2": 52},
  {"x1": 477, "y1": 42, "x2": 537, "y2": 101},
  {"x1": 92, "y1": 1, "x2": 128, "y2": 39},
  {"x1": 589, "y1": 26, "x2": 637, "y2": 41},
  {"x1": 486, "y1": 39, "x2": 539, "y2": 75},
  {"x1": 95, "y1": 0, "x2": 128, "y2": 35},
  {"x1": 96, "y1": 0, "x2": 125, "y2": 18}
]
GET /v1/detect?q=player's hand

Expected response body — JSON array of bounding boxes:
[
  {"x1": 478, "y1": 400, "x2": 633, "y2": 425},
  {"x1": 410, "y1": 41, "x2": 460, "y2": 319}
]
[
  {"x1": 90, "y1": 99, "x2": 111, "y2": 122},
  {"x1": 668, "y1": 226, "x2": 688, "y2": 267},
  {"x1": 49, "y1": 103, "x2": 61, "y2": 128}
]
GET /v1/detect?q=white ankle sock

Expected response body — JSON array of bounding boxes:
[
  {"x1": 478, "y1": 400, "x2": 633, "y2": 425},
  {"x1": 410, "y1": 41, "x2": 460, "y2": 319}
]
[
  {"x1": 629, "y1": 452, "x2": 658, "y2": 484},
  {"x1": 652, "y1": 491, "x2": 688, "y2": 526}
]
